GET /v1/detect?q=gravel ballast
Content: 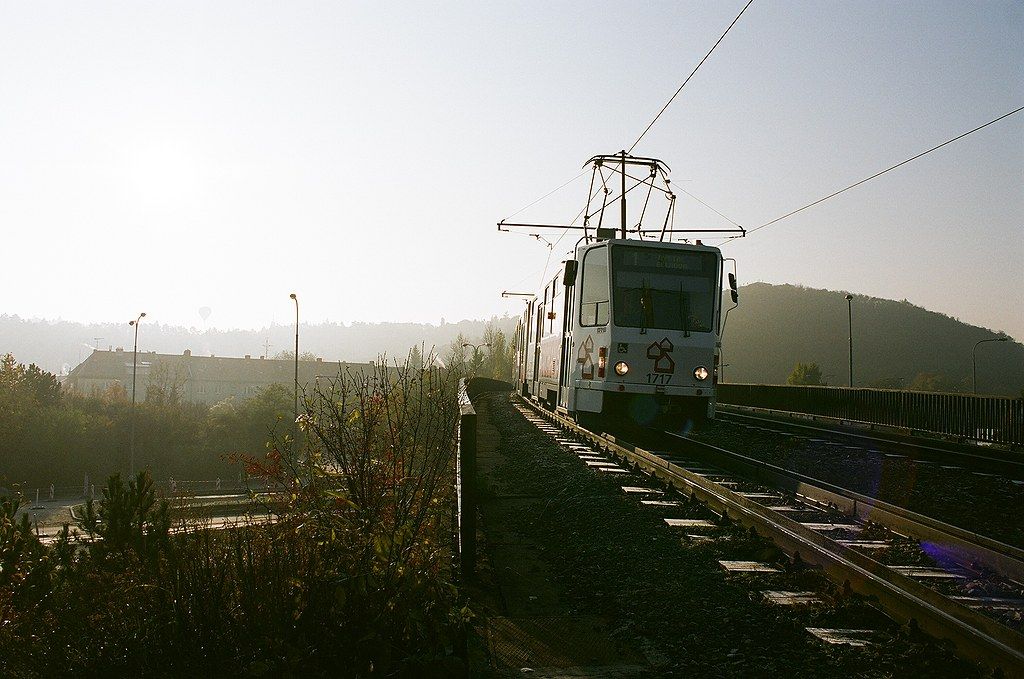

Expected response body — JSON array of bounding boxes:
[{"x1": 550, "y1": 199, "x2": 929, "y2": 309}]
[{"x1": 467, "y1": 392, "x2": 983, "y2": 678}]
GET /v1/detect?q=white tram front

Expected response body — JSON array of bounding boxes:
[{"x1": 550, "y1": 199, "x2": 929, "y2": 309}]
[{"x1": 517, "y1": 237, "x2": 731, "y2": 429}]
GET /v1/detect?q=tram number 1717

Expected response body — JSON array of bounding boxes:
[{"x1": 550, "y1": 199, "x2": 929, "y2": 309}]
[{"x1": 646, "y1": 373, "x2": 672, "y2": 385}]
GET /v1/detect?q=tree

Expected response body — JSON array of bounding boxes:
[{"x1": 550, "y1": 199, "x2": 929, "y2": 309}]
[
  {"x1": 207, "y1": 383, "x2": 293, "y2": 458},
  {"x1": 0, "y1": 354, "x2": 63, "y2": 454},
  {"x1": 408, "y1": 344, "x2": 424, "y2": 371},
  {"x1": 787, "y1": 362, "x2": 824, "y2": 386},
  {"x1": 482, "y1": 323, "x2": 513, "y2": 380},
  {"x1": 867, "y1": 377, "x2": 905, "y2": 390},
  {"x1": 273, "y1": 350, "x2": 320, "y2": 361},
  {"x1": 0, "y1": 353, "x2": 61, "y2": 407},
  {"x1": 146, "y1": 363, "x2": 187, "y2": 407},
  {"x1": 443, "y1": 334, "x2": 469, "y2": 375},
  {"x1": 467, "y1": 346, "x2": 485, "y2": 377},
  {"x1": 908, "y1": 372, "x2": 965, "y2": 393}
]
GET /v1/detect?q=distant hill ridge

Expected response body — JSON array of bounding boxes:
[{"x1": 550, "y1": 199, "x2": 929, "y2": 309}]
[
  {"x1": 3, "y1": 283, "x2": 1021, "y2": 396},
  {"x1": 722, "y1": 283, "x2": 1022, "y2": 396},
  {"x1": 0, "y1": 315, "x2": 518, "y2": 377}
]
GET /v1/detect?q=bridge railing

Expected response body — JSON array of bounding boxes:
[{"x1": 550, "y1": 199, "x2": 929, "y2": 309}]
[{"x1": 717, "y1": 384, "x2": 1024, "y2": 447}]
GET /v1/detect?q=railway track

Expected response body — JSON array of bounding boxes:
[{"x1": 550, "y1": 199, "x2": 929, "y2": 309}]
[
  {"x1": 514, "y1": 395, "x2": 1024, "y2": 676},
  {"x1": 716, "y1": 406, "x2": 1024, "y2": 479}
]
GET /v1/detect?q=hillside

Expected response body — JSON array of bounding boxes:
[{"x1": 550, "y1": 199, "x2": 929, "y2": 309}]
[
  {"x1": 3, "y1": 284, "x2": 1021, "y2": 397},
  {"x1": 721, "y1": 283, "x2": 1023, "y2": 396}
]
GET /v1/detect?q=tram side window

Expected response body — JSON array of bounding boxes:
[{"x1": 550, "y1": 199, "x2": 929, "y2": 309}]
[{"x1": 579, "y1": 247, "x2": 609, "y2": 326}]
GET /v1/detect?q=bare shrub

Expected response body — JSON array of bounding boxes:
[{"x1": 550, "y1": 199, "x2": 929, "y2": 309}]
[{"x1": 0, "y1": 352, "x2": 466, "y2": 677}]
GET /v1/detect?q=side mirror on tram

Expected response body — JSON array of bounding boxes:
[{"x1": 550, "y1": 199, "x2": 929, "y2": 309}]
[
  {"x1": 563, "y1": 260, "x2": 578, "y2": 286},
  {"x1": 731, "y1": 289, "x2": 739, "y2": 304},
  {"x1": 728, "y1": 273, "x2": 737, "y2": 291}
]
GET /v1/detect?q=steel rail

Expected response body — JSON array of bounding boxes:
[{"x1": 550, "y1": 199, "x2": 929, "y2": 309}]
[
  {"x1": 515, "y1": 396, "x2": 1024, "y2": 676},
  {"x1": 659, "y1": 428, "x2": 1024, "y2": 582},
  {"x1": 717, "y1": 406, "x2": 1024, "y2": 478}
]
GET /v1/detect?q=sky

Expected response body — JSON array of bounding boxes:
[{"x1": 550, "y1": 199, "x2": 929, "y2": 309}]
[{"x1": 1, "y1": 1, "x2": 1021, "y2": 340}]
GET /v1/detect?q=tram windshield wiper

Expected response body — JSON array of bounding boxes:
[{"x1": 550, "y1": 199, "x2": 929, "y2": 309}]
[
  {"x1": 679, "y1": 281, "x2": 690, "y2": 337},
  {"x1": 639, "y1": 279, "x2": 651, "y2": 335}
]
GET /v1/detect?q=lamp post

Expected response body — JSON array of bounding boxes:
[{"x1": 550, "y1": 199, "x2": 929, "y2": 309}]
[
  {"x1": 289, "y1": 293, "x2": 299, "y2": 425},
  {"x1": 973, "y1": 337, "x2": 1009, "y2": 394},
  {"x1": 128, "y1": 312, "x2": 146, "y2": 477},
  {"x1": 462, "y1": 342, "x2": 491, "y2": 377},
  {"x1": 845, "y1": 294, "x2": 854, "y2": 388}
]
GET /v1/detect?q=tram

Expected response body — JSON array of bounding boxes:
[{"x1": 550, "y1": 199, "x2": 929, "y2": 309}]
[{"x1": 506, "y1": 153, "x2": 742, "y2": 429}]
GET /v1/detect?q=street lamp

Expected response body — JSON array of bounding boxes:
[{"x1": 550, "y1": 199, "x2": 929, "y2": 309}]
[
  {"x1": 128, "y1": 312, "x2": 146, "y2": 477},
  {"x1": 973, "y1": 337, "x2": 1009, "y2": 394},
  {"x1": 289, "y1": 293, "x2": 299, "y2": 425},
  {"x1": 845, "y1": 294, "x2": 854, "y2": 388}
]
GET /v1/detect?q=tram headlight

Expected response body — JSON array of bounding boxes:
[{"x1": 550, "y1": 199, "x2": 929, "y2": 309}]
[
  {"x1": 693, "y1": 366, "x2": 709, "y2": 381},
  {"x1": 614, "y1": 361, "x2": 629, "y2": 376}
]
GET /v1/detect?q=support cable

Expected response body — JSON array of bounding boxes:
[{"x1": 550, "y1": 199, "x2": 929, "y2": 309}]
[
  {"x1": 676, "y1": 187, "x2": 745, "y2": 230},
  {"x1": 628, "y1": 0, "x2": 755, "y2": 153},
  {"x1": 500, "y1": 170, "x2": 590, "y2": 223},
  {"x1": 745, "y1": 105, "x2": 1024, "y2": 237}
]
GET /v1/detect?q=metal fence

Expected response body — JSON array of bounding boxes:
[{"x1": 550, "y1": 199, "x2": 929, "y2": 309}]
[
  {"x1": 455, "y1": 379, "x2": 477, "y2": 579},
  {"x1": 717, "y1": 384, "x2": 1024, "y2": 447}
]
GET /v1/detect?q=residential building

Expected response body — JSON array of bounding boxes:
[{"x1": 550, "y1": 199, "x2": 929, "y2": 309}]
[{"x1": 64, "y1": 349, "x2": 371, "y2": 405}]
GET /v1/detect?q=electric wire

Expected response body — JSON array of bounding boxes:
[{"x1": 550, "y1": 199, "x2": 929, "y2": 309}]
[
  {"x1": 744, "y1": 105, "x2": 1024, "y2": 237},
  {"x1": 676, "y1": 187, "x2": 745, "y2": 229},
  {"x1": 628, "y1": 0, "x2": 755, "y2": 153},
  {"x1": 500, "y1": 1, "x2": 754, "y2": 252},
  {"x1": 501, "y1": 170, "x2": 590, "y2": 222},
  {"x1": 534, "y1": 180, "x2": 608, "y2": 289}
]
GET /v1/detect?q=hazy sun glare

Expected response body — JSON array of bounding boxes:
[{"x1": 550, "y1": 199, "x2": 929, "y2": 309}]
[{"x1": 123, "y1": 140, "x2": 204, "y2": 205}]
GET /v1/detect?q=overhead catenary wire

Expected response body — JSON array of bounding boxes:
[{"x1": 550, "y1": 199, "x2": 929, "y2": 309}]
[
  {"x1": 628, "y1": 0, "x2": 755, "y2": 154},
  {"x1": 742, "y1": 105, "x2": 1024, "y2": 237},
  {"x1": 499, "y1": 1, "x2": 754, "y2": 268},
  {"x1": 501, "y1": 170, "x2": 590, "y2": 223},
  {"x1": 676, "y1": 187, "x2": 745, "y2": 230}
]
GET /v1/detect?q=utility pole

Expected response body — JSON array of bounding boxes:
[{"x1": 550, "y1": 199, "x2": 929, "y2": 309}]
[
  {"x1": 129, "y1": 312, "x2": 146, "y2": 477},
  {"x1": 620, "y1": 149, "x2": 627, "y2": 239},
  {"x1": 289, "y1": 294, "x2": 299, "y2": 424},
  {"x1": 845, "y1": 294, "x2": 854, "y2": 388}
]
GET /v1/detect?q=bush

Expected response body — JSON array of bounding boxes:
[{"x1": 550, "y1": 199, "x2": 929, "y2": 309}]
[{"x1": 0, "y1": 354, "x2": 465, "y2": 677}]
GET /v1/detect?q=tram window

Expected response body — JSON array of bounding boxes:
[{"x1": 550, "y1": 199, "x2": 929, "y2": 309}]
[
  {"x1": 611, "y1": 245, "x2": 718, "y2": 332},
  {"x1": 579, "y1": 246, "x2": 609, "y2": 326}
]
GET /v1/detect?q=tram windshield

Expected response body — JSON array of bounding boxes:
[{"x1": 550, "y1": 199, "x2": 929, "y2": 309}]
[{"x1": 611, "y1": 245, "x2": 718, "y2": 333}]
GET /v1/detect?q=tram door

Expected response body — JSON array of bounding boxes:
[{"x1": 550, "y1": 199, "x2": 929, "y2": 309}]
[
  {"x1": 558, "y1": 262, "x2": 577, "y2": 407},
  {"x1": 524, "y1": 301, "x2": 534, "y2": 393},
  {"x1": 532, "y1": 298, "x2": 543, "y2": 392}
]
